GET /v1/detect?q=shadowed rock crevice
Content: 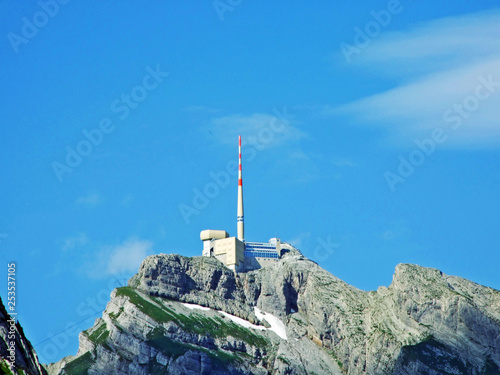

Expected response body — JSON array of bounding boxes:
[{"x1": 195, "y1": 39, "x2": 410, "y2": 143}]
[{"x1": 392, "y1": 337, "x2": 500, "y2": 375}]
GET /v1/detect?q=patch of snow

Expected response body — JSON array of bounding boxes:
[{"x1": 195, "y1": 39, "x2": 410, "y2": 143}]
[
  {"x1": 254, "y1": 307, "x2": 288, "y2": 340},
  {"x1": 180, "y1": 302, "x2": 287, "y2": 339},
  {"x1": 290, "y1": 308, "x2": 297, "y2": 313},
  {"x1": 181, "y1": 303, "x2": 267, "y2": 332},
  {"x1": 182, "y1": 303, "x2": 211, "y2": 311},
  {"x1": 219, "y1": 311, "x2": 266, "y2": 331}
]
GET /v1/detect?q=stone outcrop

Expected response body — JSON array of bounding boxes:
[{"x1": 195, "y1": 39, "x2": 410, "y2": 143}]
[
  {"x1": 0, "y1": 296, "x2": 48, "y2": 375},
  {"x1": 49, "y1": 251, "x2": 500, "y2": 374}
]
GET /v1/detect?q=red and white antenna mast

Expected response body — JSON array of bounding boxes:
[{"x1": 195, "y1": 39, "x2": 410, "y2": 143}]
[{"x1": 237, "y1": 136, "x2": 245, "y2": 241}]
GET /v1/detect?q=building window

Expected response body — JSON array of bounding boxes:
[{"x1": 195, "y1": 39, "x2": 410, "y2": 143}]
[{"x1": 244, "y1": 250, "x2": 279, "y2": 259}]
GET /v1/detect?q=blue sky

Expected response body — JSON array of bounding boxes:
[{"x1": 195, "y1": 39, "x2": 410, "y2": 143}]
[{"x1": 1, "y1": 0, "x2": 499, "y2": 364}]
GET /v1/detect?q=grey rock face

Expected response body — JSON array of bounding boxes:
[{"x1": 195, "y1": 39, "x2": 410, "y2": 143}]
[
  {"x1": 0, "y1": 296, "x2": 48, "y2": 375},
  {"x1": 50, "y1": 252, "x2": 500, "y2": 374}
]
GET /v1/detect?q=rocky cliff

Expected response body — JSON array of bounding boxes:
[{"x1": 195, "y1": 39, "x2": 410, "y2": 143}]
[
  {"x1": 0, "y1": 296, "x2": 47, "y2": 375},
  {"x1": 50, "y1": 251, "x2": 500, "y2": 374}
]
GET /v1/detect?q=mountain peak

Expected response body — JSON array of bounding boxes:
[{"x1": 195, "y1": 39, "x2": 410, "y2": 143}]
[{"x1": 46, "y1": 253, "x2": 500, "y2": 374}]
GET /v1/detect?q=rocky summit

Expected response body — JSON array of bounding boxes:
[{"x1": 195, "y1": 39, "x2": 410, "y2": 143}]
[{"x1": 48, "y1": 250, "x2": 500, "y2": 375}]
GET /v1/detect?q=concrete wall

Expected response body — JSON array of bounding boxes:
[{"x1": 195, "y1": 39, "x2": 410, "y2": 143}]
[
  {"x1": 212, "y1": 237, "x2": 244, "y2": 270},
  {"x1": 202, "y1": 240, "x2": 212, "y2": 257},
  {"x1": 200, "y1": 230, "x2": 229, "y2": 241}
]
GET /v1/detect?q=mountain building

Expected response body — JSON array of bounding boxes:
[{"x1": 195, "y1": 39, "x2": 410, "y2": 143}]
[{"x1": 200, "y1": 136, "x2": 296, "y2": 272}]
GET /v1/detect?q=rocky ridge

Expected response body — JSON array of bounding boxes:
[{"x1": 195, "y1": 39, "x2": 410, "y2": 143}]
[
  {"x1": 0, "y1": 296, "x2": 48, "y2": 375},
  {"x1": 51, "y1": 251, "x2": 500, "y2": 374}
]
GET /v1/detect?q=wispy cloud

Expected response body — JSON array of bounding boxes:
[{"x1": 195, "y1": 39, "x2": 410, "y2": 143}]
[
  {"x1": 203, "y1": 109, "x2": 317, "y2": 183},
  {"x1": 206, "y1": 110, "x2": 307, "y2": 148},
  {"x1": 84, "y1": 237, "x2": 153, "y2": 278},
  {"x1": 287, "y1": 232, "x2": 311, "y2": 249},
  {"x1": 333, "y1": 9, "x2": 500, "y2": 148},
  {"x1": 106, "y1": 238, "x2": 153, "y2": 275},
  {"x1": 76, "y1": 192, "x2": 103, "y2": 209},
  {"x1": 61, "y1": 233, "x2": 89, "y2": 252},
  {"x1": 358, "y1": 10, "x2": 500, "y2": 73}
]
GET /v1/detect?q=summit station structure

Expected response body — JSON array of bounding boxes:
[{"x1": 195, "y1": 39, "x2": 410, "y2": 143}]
[{"x1": 200, "y1": 136, "x2": 296, "y2": 272}]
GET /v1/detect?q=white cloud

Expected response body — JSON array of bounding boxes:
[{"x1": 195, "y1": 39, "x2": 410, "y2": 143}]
[
  {"x1": 334, "y1": 9, "x2": 500, "y2": 148},
  {"x1": 358, "y1": 10, "x2": 500, "y2": 73},
  {"x1": 50, "y1": 236, "x2": 153, "y2": 280},
  {"x1": 207, "y1": 108, "x2": 307, "y2": 149},
  {"x1": 97, "y1": 238, "x2": 153, "y2": 275},
  {"x1": 61, "y1": 233, "x2": 89, "y2": 251},
  {"x1": 106, "y1": 238, "x2": 153, "y2": 276},
  {"x1": 76, "y1": 192, "x2": 103, "y2": 209},
  {"x1": 287, "y1": 232, "x2": 311, "y2": 249}
]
